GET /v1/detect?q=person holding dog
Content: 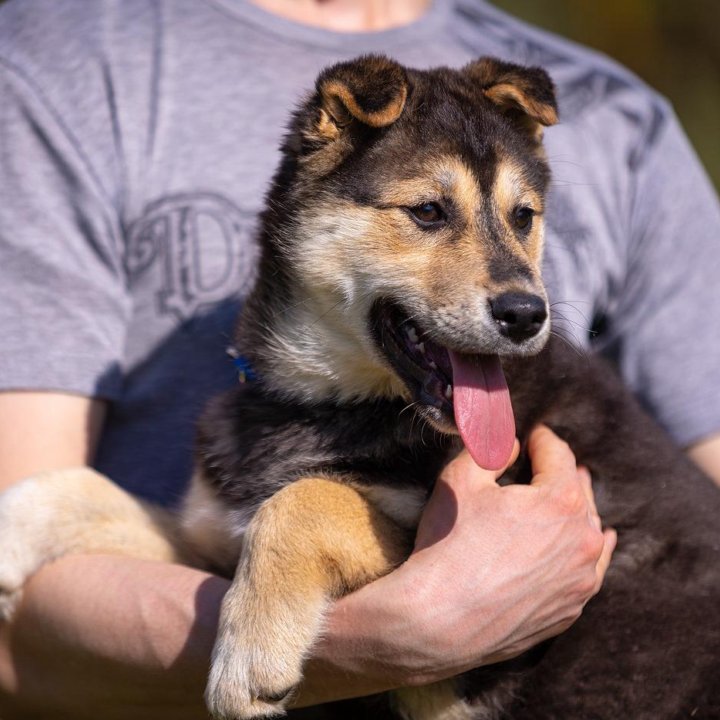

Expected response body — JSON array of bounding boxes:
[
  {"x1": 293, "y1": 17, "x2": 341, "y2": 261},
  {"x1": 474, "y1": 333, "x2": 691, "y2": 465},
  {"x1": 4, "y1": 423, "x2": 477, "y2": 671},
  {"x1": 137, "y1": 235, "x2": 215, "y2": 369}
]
[{"x1": 0, "y1": 0, "x2": 718, "y2": 718}]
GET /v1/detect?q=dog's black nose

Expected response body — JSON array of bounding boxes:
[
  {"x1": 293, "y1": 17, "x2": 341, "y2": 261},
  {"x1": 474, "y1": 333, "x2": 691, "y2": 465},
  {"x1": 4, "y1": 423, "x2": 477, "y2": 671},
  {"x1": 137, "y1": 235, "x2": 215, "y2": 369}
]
[{"x1": 490, "y1": 292, "x2": 548, "y2": 342}]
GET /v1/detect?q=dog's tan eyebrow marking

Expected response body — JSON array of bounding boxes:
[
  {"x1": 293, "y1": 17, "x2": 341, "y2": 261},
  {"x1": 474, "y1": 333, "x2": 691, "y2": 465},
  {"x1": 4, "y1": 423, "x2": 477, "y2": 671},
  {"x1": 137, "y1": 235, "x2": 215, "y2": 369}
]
[
  {"x1": 493, "y1": 157, "x2": 544, "y2": 216},
  {"x1": 439, "y1": 156, "x2": 483, "y2": 221},
  {"x1": 376, "y1": 156, "x2": 483, "y2": 213},
  {"x1": 487, "y1": 156, "x2": 546, "y2": 273}
]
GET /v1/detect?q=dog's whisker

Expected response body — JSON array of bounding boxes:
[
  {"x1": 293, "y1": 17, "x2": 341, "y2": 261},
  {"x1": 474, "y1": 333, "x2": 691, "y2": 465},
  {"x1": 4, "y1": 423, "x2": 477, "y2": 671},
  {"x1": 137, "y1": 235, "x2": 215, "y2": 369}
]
[
  {"x1": 549, "y1": 179, "x2": 599, "y2": 189},
  {"x1": 271, "y1": 296, "x2": 313, "y2": 318},
  {"x1": 549, "y1": 328, "x2": 587, "y2": 359},
  {"x1": 304, "y1": 289, "x2": 379, "y2": 330},
  {"x1": 551, "y1": 312, "x2": 593, "y2": 335},
  {"x1": 551, "y1": 300, "x2": 594, "y2": 329},
  {"x1": 548, "y1": 329, "x2": 585, "y2": 358},
  {"x1": 399, "y1": 401, "x2": 420, "y2": 418},
  {"x1": 419, "y1": 417, "x2": 430, "y2": 447}
]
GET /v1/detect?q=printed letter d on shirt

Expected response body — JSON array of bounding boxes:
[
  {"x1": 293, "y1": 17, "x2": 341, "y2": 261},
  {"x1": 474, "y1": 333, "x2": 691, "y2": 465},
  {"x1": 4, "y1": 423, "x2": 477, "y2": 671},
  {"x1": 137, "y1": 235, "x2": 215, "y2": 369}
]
[{"x1": 125, "y1": 193, "x2": 259, "y2": 323}]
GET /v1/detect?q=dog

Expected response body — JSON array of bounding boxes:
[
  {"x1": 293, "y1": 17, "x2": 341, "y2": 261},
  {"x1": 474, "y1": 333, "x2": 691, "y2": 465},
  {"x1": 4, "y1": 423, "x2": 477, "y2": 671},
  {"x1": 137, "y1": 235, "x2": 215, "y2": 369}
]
[{"x1": 1, "y1": 55, "x2": 719, "y2": 720}]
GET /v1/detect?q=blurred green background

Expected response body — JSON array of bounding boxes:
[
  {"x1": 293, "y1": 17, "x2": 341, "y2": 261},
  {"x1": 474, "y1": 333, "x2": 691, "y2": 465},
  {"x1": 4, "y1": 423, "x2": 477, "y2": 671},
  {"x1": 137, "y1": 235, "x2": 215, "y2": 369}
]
[{"x1": 493, "y1": 0, "x2": 720, "y2": 189}]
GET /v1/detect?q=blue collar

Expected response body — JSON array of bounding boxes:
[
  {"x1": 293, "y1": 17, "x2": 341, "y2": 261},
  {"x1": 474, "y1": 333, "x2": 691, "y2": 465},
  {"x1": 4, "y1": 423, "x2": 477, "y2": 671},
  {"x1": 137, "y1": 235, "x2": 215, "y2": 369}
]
[{"x1": 227, "y1": 348, "x2": 258, "y2": 384}]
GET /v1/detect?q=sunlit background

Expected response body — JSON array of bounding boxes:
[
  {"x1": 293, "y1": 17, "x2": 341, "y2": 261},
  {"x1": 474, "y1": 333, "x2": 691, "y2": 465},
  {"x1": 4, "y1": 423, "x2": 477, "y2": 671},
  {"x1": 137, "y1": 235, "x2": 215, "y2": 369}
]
[{"x1": 493, "y1": 0, "x2": 720, "y2": 189}]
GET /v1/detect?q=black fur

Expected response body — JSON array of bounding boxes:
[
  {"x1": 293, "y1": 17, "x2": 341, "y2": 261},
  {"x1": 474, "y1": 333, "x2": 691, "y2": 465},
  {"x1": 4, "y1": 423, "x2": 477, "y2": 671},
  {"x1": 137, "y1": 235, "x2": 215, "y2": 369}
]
[{"x1": 198, "y1": 389, "x2": 449, "y2": 509}]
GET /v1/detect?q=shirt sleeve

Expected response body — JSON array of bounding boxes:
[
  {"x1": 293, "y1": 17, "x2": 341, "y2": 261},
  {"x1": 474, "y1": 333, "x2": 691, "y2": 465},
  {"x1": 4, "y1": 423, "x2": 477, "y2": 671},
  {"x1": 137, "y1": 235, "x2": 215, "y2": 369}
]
[
  {"x1": 608, "y1": 104, "x2": 720, "y2": 447},
  {"x1": 0, "y1": 61, "x2": 129, "y2": 399}
]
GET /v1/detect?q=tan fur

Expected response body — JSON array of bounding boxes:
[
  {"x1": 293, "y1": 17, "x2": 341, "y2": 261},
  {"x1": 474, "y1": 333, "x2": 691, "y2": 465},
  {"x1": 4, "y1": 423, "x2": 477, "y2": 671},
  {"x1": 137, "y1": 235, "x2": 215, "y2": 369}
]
[
  {"x1": 448, "y1": 160, "x2": 485, "y2": 224},
  {"x1": 322, "y1": 79, "x2": 407, "y2": 128},
  {"x1": 302, "y1": 110, "x2": 354, "y2": 179},
  {"x1": 314, "y1": 107, "x2": 341, "y2": 141},
  {"x1": 492, "y1": 157, "x2": 546, "y2": 273},
  {"x1": 483, "y1": 83, "x2": 557, "y2": 127},
  {"x1": 374, "y1": 156, "x2": 483, "y2": 208},
  {"x1": 394, "y1": 682, "x2": 478, "y2": 720},
  {"x1": 0, "y1": 468, "x2": 181, "y2": 619},
  {"x1": 492, "y1": 158, "x2": 543, "y2": 220},
  {"x1": 261, "y1": 201, "x2": 408, "y2": 403},
  {"x1": 206, "y1": 475, "x2": 411, "y2": 719}
]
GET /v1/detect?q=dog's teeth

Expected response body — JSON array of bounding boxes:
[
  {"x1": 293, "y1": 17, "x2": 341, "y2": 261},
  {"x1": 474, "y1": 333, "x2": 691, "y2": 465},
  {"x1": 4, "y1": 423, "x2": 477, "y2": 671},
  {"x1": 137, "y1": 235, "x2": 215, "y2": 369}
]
[
  {"x1": 416, "y1": 342, "x2": 425, "y2": 354},
  {"x1": 429, "y1": 360, "x2": 437, "y2": 369},
  {"x1": 445, "y1": 385, "x2": 453, "y2": 400},
  {"x1": 406, "y1": 327, "x2": 419, "y2": 343}
]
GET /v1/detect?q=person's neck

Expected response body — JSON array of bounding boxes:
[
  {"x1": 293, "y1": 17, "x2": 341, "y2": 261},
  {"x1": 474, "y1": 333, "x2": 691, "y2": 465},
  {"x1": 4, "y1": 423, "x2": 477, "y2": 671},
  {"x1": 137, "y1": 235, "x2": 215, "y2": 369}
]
[{"x1": 248, "y1": 0, "x2": 431, "y2": 32}]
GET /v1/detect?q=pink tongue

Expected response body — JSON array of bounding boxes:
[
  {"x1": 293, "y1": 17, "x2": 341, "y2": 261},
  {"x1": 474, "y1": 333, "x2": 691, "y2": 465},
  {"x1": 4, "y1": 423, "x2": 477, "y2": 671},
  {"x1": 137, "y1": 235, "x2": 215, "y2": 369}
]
[{"x1": 448, "y1": 351, "x2": 516, "y2": 471}]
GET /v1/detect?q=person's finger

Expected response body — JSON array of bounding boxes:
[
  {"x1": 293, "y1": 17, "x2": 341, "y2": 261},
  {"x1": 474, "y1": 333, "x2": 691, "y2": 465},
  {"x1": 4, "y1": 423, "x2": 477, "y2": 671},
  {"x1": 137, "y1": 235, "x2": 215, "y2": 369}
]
[
  {"x1": 577, "y1": 466, "x2": 602, "y2": 530},
  {"x1": 441, "y1": 449, "x2": 496, "y2": 488},
  {"x1": 498, "y1": 438, "x2": 521, "y2": 478},
  {"x1": 527, "y1": 425, "x2": 577, "y2": 485},
  {"x1": 577, "y1": 465, "x2": 593, "y2": 500},
  {"x1": 592, "y1": 528, "x2": 617, "y2": 594}
]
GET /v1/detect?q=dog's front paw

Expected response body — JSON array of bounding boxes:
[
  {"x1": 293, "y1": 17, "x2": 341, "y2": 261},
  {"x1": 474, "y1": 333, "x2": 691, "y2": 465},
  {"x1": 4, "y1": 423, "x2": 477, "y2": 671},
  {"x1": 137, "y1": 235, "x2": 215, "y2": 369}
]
[
  {"x1": 205, "y1": 583, "x2": 326, "y2": 719},
  {"x1": 205, "y1": 637, "x2": 302, "y2": 719}
]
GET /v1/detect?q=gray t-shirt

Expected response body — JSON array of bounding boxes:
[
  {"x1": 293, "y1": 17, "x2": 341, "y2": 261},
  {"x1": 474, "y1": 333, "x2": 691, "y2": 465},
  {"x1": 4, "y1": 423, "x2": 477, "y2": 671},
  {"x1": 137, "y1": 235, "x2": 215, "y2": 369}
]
[{"x1": 1, "y1": 0, "x2": 719, "y2": 505}]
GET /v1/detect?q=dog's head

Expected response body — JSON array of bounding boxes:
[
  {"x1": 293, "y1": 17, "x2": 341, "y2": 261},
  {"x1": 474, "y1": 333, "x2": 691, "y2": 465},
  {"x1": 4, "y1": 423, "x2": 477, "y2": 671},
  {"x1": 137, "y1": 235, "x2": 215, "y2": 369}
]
[{"x1": 247, "y1": 55, "x2": 558, "y2": 469}]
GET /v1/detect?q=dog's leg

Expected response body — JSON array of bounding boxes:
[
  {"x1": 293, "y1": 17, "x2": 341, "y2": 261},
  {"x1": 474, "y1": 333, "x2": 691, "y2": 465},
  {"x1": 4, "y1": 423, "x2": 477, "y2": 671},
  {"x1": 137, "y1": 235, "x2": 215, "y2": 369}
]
[
  {"x1": 205, "y1": 475, "x2": 411, "y2": 720},
  {"x1": 392, "y1": 683, "x2": 479, "y2": 720},
  {"x1": 0, "y1": 467, "x2": 181, "y2": 619}
]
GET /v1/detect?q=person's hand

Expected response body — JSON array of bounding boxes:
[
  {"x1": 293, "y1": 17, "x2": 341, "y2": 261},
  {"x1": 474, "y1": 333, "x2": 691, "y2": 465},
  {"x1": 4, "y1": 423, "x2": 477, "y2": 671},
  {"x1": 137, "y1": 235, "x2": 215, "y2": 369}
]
[
  {"x1": 412, "y1": 424, "x2": 614, "y2": 670},
  {"x1": 308, "y1": 425, "x2": 616, "y2": 696}
]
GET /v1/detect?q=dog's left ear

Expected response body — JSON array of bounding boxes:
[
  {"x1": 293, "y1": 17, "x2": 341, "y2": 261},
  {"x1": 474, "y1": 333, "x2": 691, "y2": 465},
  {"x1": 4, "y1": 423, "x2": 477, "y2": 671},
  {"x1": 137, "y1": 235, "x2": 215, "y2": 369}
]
[
  {"x1": 313, "y1": 55, "x2": 408, "y2": 138},
  {"x1": 464, "y1": 58, "x2": 558, "y2": 139}
]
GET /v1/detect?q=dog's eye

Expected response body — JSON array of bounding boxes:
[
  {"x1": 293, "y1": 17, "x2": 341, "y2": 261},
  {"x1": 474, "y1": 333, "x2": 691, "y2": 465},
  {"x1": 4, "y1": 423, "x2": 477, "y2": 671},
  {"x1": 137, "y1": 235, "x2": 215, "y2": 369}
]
[
  {"x1": 513, "y1": 206, "x2": 534, "y2": 231},
  {"x1": 408, "y1": 202, "x2": 446, "y2": 227}
]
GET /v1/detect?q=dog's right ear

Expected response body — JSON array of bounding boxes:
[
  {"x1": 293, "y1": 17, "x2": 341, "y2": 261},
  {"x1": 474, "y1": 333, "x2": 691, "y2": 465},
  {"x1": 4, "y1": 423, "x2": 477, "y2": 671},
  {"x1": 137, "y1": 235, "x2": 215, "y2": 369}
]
[
  {"x1": 311, "y1": 55, "x2": 408, "y2": 141},
  {"x1": 463, "y1": 57, "x2": 558, "y2": 140}
]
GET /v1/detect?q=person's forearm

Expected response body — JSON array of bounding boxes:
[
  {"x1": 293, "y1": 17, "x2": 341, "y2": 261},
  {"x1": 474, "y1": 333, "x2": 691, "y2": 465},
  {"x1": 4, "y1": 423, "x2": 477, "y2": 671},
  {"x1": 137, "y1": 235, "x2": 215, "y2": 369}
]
[
  {"x1": 0, "y1": 555, "x2": 226, "y2": 720},
  {"x1": 0, "y1": 554, "x2": 410, "y2": 719},
  {"x1": 0, "y1": 555, "x2": 528, "y2": 718}
]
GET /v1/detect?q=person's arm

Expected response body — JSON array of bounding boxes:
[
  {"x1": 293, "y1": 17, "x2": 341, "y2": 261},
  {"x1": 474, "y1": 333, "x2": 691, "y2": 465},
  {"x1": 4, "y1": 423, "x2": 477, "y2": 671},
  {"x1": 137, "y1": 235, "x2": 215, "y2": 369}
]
[
  {"x1": 688, "y1": 433, "x2": 720, "y2": 488},
  {"x1": 0, "y1": 392, "x2": 105, "y2": 491},
  {"x1": 0, "y1": 393, "x2": 613, "y2": 718},
  {"x1": 0, "y1": 391, "x2": 223, "y2": 719}
]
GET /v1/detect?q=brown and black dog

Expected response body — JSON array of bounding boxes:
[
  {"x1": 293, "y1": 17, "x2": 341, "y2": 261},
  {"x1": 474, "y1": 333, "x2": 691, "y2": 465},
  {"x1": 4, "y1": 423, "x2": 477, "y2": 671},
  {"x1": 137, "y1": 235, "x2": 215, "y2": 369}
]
[{"x1": 1, "y1": 56, "x2": 719, "y2": 720}]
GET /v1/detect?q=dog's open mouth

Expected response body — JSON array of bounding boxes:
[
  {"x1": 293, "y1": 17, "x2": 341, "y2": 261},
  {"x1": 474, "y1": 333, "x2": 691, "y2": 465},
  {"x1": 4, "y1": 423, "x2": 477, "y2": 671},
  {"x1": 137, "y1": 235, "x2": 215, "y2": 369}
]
[{"x1": 371, "y1": 299, "x2": 516, "y2": 470}]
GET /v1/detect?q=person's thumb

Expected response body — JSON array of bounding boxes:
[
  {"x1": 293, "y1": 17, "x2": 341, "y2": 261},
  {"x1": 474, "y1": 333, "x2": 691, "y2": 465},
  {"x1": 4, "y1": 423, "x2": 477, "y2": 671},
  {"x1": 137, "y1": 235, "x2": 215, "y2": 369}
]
[
  {"x1": 441, "y1": 440, "x2": 520, "y2": 489},
  {"x1": 414, "y1": 440, "x2": 520, "y2": 552}
]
